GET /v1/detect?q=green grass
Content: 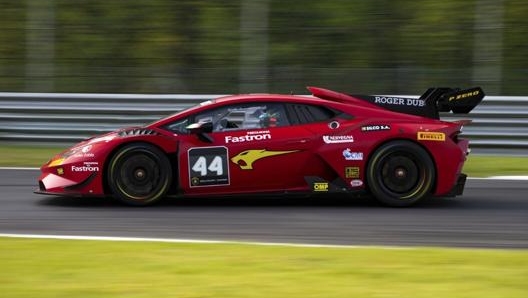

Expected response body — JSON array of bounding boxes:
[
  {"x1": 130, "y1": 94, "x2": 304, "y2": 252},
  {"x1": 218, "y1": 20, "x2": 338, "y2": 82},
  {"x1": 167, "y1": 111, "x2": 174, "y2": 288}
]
[
  {"x1": 462, "y1": 155, "x2": 528, "y2": 177},
  {"x1": 1, "y1": 237, "x2": 527, "y2": 298},
  {"x1": 1, "y1": 144, "x2": 527, "y2": 177},
  {"x1": 0, "y1": 144, "x2": 64, "y2": 167}
]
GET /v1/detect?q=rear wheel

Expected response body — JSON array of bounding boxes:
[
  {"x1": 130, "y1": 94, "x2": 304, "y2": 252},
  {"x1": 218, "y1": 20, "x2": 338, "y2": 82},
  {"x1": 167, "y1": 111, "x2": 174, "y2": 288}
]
[
  {"x1": 366, "y1": 140, "x2": 435, "y2": 207},
  {"x1": 107, "y1": 143, "x2": 171, "y2": 206}
]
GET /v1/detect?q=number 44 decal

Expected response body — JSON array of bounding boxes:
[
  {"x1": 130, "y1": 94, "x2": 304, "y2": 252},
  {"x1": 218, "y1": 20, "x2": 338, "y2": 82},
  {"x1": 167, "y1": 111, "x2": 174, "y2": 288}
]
[
  {"x1": 188, "y1": 147, "x2": 229, "y2": 187},
  {"x1": 192, "y1": 156, "x2": 224, "y2": 176}
]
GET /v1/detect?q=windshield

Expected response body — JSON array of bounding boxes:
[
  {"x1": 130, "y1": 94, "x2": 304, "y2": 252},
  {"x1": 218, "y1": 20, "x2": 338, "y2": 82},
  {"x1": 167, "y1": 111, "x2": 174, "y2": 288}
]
[{"x1": 147, "y1": 98, "x2": 217, "y2": 127}]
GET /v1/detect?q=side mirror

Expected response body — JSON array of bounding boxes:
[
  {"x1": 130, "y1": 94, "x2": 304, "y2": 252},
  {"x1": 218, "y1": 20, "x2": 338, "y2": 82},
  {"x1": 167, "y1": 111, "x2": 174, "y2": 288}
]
[
  {"x1": 186, "y1": 121, "x2": 213, "y2": 134},
  {"x1": 185, "y1": 121, "x2": 214, "y2": 143}
]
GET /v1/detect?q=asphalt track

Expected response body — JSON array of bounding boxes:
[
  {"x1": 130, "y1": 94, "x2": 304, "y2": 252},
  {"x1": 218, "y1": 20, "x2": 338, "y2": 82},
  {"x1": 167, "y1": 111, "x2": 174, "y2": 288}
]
[{"x1": 1, "y1": 169, "x2": 527, "y2": 249}]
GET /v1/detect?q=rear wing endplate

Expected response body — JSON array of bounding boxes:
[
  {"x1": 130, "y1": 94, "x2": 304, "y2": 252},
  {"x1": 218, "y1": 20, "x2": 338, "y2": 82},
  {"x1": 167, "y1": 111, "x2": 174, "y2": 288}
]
[
  {"x1": 350, "y1": 87, "x2": 485, "y2": 119},
  {"x1": 427, "y1": 87, "x2": 484, "y2": 115}
]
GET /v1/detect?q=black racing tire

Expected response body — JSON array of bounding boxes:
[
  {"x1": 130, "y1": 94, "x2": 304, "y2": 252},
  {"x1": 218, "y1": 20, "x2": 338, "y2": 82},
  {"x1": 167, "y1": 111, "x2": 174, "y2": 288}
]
[
  {"x1": 107, "y1": 143, "x2": 171, "y2": 206},
  {"x1": 366, "y1": 140, "x2": 435, "y2": 207}
]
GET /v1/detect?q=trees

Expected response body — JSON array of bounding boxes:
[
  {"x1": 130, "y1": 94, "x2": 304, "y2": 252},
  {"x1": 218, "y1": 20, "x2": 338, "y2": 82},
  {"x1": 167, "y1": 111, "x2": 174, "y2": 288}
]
[{"x1": 0, "y1": 0, "x2": 525, "y2": 95}]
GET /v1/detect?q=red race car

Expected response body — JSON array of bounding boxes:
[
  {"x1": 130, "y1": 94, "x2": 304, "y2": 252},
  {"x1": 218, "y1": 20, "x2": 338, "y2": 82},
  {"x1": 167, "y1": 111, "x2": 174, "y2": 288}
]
[{"x1": 36, "y1": 86, "x2": 484, "y2": 207}]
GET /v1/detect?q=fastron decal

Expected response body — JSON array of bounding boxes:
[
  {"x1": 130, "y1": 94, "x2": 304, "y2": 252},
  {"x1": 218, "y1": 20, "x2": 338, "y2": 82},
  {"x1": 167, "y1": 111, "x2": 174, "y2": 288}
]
[
  {"x1": 225, "y1": 132, "x2": 271, "y2": 143},
  {"x1": 71, "y1": 161, "x2": 99, "y2": 172},
  {"x1": 71, "y1": 165, "x2": 99, "y2": 172}
]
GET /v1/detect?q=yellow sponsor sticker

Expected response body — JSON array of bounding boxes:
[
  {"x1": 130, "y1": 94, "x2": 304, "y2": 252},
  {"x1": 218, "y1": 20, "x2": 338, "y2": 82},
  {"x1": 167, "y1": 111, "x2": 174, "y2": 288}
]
[
  {"x1": 313, "y1": 182, "x2": 329, "y2": 192},
  {"x1": 345, "y1": 167, "x2": 360, "y2": 178},
  {"x1": 417, "y1": 132, "x2": 445, "y2": 141}
]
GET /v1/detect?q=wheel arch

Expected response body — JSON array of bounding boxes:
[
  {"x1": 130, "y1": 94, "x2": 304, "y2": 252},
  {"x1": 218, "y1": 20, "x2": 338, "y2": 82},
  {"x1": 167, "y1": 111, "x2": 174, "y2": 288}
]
[
  {"x1": 102, "y1": 140, "x2": 179, "y2": 196},
  {"x1": 364, "y1": 137, "x2": 438, "y2": 195}
]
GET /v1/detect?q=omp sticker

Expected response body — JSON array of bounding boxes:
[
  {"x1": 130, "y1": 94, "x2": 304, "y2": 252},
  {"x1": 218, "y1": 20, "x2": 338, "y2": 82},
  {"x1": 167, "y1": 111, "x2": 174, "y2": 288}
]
[
  {"x1": 417, "y1": 132, "x2": 445, "y2": 141},
  {"x1": 313, "y1": 182, "x2": 329, "y2": 192},
  {"x1": 231, "y1": 149, "x2": 298, "y2": 170},
  {"x1": 188, "y1": 146, "x2": 229, "y2": 187}
]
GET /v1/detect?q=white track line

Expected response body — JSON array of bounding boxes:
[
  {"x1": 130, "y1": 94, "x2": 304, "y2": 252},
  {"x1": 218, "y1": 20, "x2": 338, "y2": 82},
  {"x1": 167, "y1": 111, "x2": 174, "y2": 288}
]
[
  {"x1": 0, "y1": 233, "x2": 413, "y2": 249},
  {"x1": 487, "y1": 176, "x2": 528, "y2": 180}
]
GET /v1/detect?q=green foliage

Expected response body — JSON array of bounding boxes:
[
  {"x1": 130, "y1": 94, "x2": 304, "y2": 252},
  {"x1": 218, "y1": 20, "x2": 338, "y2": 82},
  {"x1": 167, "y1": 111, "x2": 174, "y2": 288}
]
[
  {"x1": 0, "y1": 0, "x2": 525, "y2": 94},
  {"x1": 0, "y1": 1, "x2": 25, "y2": 91}
]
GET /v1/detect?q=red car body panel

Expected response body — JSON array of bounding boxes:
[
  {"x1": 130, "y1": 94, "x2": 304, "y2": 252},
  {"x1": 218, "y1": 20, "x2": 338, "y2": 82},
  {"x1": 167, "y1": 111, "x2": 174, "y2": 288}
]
[{"x1": 36, "y1": 86, "x2": 483, "y2": 206}]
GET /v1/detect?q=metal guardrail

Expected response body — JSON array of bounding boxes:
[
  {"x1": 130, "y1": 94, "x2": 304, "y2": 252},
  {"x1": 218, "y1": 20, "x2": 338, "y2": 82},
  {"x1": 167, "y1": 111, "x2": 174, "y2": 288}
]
[
  {"x1": 1, "y1": 92, "x2": 527, "y2": 155},
  {"x1": 0, "y1": 92, "x2": 218, "y2": 143},
  {"x1": 441, "y1": 96, "x2": 528, "y2": 155}
]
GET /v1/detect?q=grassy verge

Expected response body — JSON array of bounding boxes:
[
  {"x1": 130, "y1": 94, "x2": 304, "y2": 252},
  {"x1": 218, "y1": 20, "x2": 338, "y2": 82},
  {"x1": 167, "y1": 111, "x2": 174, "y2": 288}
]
[
  {"x1": 462, "y1": 155, "x2": 528, "y2": 177},
  {"x1": 1, "y1": 144, "x2": 527, "y2": 177},
  {"x1": 0, "y1": 144, "x2": 64, "y2": 167},
  {"x1": 1, "y1": 237, "x2": 527, "y2": 298}
]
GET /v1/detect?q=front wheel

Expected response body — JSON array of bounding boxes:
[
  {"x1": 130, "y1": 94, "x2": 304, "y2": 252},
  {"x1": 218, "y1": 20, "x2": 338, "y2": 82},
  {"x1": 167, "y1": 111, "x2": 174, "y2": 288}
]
[
  {"x1": 107, "y1": 143, "x2": 172, "y2": 206},
  {"x1": 366, "y1": 140, "x2": 435, "y2": 207}
]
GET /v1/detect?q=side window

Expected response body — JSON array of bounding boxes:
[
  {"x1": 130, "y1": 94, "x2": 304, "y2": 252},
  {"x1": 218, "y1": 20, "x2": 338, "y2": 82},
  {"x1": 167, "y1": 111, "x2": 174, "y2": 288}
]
[
  {"x1": 286, "y1": 104, "x2": 341, "y2": 125},
  {"x1": 251, "y1": 103, "x2": 289, "y2": 129},
  {"x1": 193, "y1": 103, "x2": 290, "y2": 132}
]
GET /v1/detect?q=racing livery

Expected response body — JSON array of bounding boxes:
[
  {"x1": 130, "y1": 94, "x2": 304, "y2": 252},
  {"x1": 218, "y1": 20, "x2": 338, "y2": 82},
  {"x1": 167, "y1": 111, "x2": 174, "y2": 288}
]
[{"x1": 36, "y1": 86, "x2": 484, "y2": 207}]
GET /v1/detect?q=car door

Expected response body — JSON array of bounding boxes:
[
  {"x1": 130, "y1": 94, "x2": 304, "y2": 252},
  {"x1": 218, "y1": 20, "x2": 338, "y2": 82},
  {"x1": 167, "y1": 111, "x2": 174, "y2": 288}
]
[{"x1": 177, "y1": 102, "x2": 318, "y2": 196}]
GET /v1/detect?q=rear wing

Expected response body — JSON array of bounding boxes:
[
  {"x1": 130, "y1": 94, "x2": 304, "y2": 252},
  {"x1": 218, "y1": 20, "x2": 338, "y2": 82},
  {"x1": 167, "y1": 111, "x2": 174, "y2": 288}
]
[{"x1": 350, "y1": 87, "x2": 485, "y2": 119}]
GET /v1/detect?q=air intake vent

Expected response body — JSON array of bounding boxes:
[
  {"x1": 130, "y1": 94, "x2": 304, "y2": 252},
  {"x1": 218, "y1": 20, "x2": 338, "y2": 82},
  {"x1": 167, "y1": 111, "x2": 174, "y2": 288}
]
[
  {"x1": 39, "y1": 181, "x2": 46, "y2": 191},
  {"x1": 118, "y1": 128, "x2": 158, "y2": 137}
]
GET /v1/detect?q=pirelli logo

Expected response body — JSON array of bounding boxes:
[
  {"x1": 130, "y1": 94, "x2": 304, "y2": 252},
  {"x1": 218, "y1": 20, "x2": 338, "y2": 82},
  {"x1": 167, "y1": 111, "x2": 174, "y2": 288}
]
[{"x1": 417, "y1": 132, "x2": 445, "y2": 141}]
